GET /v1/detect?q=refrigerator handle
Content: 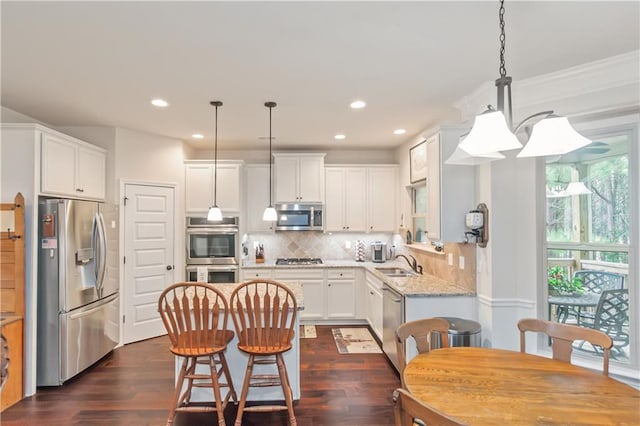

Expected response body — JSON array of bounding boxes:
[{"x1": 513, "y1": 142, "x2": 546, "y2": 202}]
[{"x1": 94, "y1": 212, "x2": 107, "y2": 297}]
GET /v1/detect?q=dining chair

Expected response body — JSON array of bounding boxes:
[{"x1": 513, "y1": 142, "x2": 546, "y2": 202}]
[
  {"x1": 518, "y1": 318, "x2": 613, "y2": 376},
  {"x1": 396, "y1": 317, "x2": 450, "y2": 388},
  {"x1": 157, "y1": 282, "x2": 237, "y2": 426},
  {"x1": 572, "y1": 270, "x2": 624, "y2": 323},
  {"x1": 580, "y1": 289, "x2": 629, "y2": 358},
  {"x1": 393, "y1": 388, "x2": 467, "y2": 426},
  {"x1": 230, "y1": 279, "x2": 298, "y2": 426}
]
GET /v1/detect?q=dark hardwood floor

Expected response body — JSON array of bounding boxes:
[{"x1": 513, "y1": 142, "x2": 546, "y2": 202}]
[{"x1": 2, "y1": 325, "x2": 400, "y2": 425}]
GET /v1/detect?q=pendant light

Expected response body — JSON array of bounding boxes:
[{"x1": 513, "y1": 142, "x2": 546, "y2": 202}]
[
  {"x1": 456, "y1": 0, "x2": 591, "y2": 159},
  {"x1": 207, "y1": 101, "x2": 223, "y2": 221},
  {"x1": 262, "y1": 101, "x2": 278, "y2": 222}
]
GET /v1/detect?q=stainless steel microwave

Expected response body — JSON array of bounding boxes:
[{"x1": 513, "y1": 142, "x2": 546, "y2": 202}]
[{"x1": 275, "y1": 203, "x2": 323, "y2": 231}]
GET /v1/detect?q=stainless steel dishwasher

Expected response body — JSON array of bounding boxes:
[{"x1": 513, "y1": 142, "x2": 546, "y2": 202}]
[{"x1": 382, "y1": 283, "x2": 404, "y2": 372}]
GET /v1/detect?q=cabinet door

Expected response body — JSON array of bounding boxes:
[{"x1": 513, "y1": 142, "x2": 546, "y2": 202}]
[
  {"x1": 240, "y1": 268, "x2": 273, "y2": 280},
  {"x1": 274, "y1": 269, "x2": 325, "y2": 321},
  {"x1": 299, "y1": 279, "x2": 325, "y2": 321},
  {"x1": 344, "y1": 168, "x2": 367, "y2": 231},
  {"x1": 185, "y1": 164, "x2": 214, "y2": 213},
  {"x1": 366, "y1": 273, "x2": 384, "y2": 339},
  {"x1": 245, "y1": 165, "x2": 274, "y2": 233},
  {"x1": 41, "y1": 133, "x2": 76, "y2": 196},
  {"x1": 367, "y1": 167, "x2": 397, "y2": 232},
  {"x1": 298, "y1": 156, "x2": 323, "y2": 202},
  {"x1": 426, "y1": 134, "x2": 441, "y2": 240},
  {"x1": 324, "y1": 168, "x2": 346, "y2": 231},
  {"x1": 216, "y1": 163, "x2": 241, "y2": 213},
  {"x1": 274, "y1": 156, "x2": 299, "y2": 202},
  {"x1": 327, "y1": 279, "x2": 356, "y2": 319},
  {"x1": 76, "y1": 146, "x2": 106, "y2": 199}
]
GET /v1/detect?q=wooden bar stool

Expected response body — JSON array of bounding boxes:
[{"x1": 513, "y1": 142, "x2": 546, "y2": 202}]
[
  {"x1": 158, "y1": 282, "x2": 237, "y2": 426},
  {"x1": 230, "y1": 280, "x2": 298, "y2": 426}
]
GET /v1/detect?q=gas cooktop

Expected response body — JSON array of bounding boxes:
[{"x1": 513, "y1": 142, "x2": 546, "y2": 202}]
[{"x1": 275, "y1": 257, "x2": 323, "y2": 265}]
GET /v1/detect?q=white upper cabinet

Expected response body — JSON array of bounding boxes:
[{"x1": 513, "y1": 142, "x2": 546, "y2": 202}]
[
  {"x1": 244, "y1": 164, "x2": 274, "y2": 233},
  {"x1": 41, "y1": 131, "x2": 106, "y2": 200},
  {"x1": 366, "y1": 166, "x2": 398, "y2": 233},
  {"x1": 184, "y1": 161, "x2": 242, "y2": 214},
  {"x1": 425, "y1": 126, "x2": 475, "y2": 242},
  {"x1": 273, "y1": 153, "x2": 325, "y2": 203},
  {"x1": 325, "y1": 167, "x2": 367, "y2": 232}
]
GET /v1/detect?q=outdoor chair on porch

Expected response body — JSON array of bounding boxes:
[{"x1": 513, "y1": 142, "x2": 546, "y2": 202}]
[
  {"x1": 579, "y1": 288, "x2": 629, "y2": 359},
  {"x1": 572, "y1": 270, "x2": 624, "y2": 323}
]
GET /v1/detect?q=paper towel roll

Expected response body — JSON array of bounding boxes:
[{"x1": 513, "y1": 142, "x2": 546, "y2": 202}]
[{"x1": 196, "y1": 267, "x2": 208, "y2": 283}]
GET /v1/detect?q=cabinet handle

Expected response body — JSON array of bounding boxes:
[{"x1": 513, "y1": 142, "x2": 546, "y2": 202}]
[
  {"x1": 76, "y1": 188, "x2": 84, "y2": 192},
  {"x1": 328, "y1": 283, "x2": 332, "y2": 287}
]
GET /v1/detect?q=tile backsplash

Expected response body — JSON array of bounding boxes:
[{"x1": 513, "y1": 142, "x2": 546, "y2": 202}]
[
  {"x1": 243, "y1": 232, "x2": 476, "y2": 291},
  {"x1": 244, "y1": 232, "x2": 396, "y2": 262}
]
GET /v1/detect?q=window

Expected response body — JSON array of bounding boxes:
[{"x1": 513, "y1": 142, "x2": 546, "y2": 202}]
[{"x1": 545, "y1": 126, "x2": 634, "y2": 367}]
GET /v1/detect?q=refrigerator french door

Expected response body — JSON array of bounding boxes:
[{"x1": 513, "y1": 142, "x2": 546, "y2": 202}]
[{"x1": 37, "y1": 198, "x2": 119, "y2": 386}]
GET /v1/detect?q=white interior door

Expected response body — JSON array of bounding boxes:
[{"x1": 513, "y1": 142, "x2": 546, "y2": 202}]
[{"x1": 123, "y1": 183, "x2": 175, "y2": 344}]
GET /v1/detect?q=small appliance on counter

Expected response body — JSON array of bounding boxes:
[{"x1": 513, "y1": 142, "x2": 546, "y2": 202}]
[
  {"x1": 371, "y1": 241, "x2": 387, "y2": 263},
  {"x1": 355, "y1": 240, "x2": 365, "y2": 262}
]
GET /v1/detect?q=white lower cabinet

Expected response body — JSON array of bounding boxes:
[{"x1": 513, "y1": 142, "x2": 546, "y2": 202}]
[
  {"x1": 274, "y1": 269, "x2": 326, "y2": 321},
  {"x1": 239, "y1": 268, "x2": 273, "y2": 281},
  {"x1": 326, "y1": 269, "x2": 356, "y2": 319},
  {"x1": 365, "y1": 272, "x2": 384, "y2": 339}
]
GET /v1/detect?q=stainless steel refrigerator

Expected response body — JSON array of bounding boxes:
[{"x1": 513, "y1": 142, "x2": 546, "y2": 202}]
[{"x1": 37, "y1": 197, "x2": 120, "y2": 386}]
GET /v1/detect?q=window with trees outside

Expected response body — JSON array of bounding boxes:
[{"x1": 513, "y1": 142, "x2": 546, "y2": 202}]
[{"x1": 545, "y1": 125, "x2": 635, "y2": 368}]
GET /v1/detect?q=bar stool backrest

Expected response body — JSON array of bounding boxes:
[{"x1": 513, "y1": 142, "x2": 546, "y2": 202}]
[
  {"x1": 158, "y1": 282, "x2": 229, "y2": 354},
  {"x1": 230, "y1": 279, "x2": 297, "y2": 350}
]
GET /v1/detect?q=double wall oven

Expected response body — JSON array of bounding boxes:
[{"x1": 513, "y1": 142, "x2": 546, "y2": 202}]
[{"x1": 186, "y1": 216, "x2": 239, "y2": 283}]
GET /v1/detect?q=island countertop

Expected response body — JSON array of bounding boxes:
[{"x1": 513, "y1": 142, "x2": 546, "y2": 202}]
[
  {"x1": 241, "y1": 260, "x2": 475, "y2": 298},
  {"x1": 214, "y1": 281, "x2": 304, "y2": 310}
]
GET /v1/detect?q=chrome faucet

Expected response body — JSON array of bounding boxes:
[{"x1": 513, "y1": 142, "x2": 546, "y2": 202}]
[{"x1": 395, "y1": 254, "x2": 423, "y2": 275}]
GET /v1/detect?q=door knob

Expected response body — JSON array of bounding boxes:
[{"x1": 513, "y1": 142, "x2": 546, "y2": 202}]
[{"x1": 166, "y1": 265, "x2": 173, "y2": 270}]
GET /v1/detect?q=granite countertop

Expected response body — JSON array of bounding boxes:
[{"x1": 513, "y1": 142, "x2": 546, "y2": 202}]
[
  {"x1": 219, "y1": 281, "x2": 305, "y2": 310},
  {"x1": 241, "y1": 260, "x2": 475, "y2": 298}
]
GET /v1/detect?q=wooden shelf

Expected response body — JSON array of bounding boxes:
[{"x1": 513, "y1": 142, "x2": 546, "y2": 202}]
[{"x1": 403, "y1": 243, "x2": 446, "y2": 256}]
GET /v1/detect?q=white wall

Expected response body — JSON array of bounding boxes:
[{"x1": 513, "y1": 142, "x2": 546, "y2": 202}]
[{"x1": 113, "y1": 127, "x2": 187, "y2": 281}]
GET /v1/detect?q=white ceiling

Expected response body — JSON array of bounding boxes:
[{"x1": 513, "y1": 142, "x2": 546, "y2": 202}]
[{"x1": 1, "y1": 1, "x2": 638, "y2": 151}]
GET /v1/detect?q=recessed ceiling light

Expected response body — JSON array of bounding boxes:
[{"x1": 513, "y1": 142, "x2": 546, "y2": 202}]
[
  {"x1": 150, "y1": 98, "x2": 169, "y2": 108},
  {"x1": 192, "y1": 134, "x2": 204, "y2": 139},
  {"x1": 334, "y1": 134, "x2": 346, "y2": 140},
  {"x1": 350, "y1": 100, "x2": 366, "y2": 109},
  {"x1": 393, "y1": 129, "x2": 407, "y2": 135}
]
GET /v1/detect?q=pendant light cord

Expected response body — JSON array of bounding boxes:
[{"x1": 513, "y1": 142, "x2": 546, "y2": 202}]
[
  {"x1": 214, "y1": 104, "x2": 218, "y2": 205},
  {"x1": 265, "y1": 102, "x2": 276, "y2": 206},
  {"x1": 268, "y1": 105, "x2": 273, "y2": 206},
  {"x1": 210, "y1": 100, "x2": 222, "y2": 207}
]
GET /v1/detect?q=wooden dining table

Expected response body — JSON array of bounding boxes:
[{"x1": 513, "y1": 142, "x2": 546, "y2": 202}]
[{"x1": 403, "y1": 347, "x2": 640, "y2": 425}]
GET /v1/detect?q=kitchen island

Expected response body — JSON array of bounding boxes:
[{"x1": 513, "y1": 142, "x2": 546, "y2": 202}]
[{"x1": 176, "y1": 281, "x2": 304, "y2": 402}]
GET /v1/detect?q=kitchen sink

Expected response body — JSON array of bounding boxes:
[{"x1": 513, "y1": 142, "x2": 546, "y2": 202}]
[{"x1": 375, "y1": 267, "x2": 417, "y2": 277}]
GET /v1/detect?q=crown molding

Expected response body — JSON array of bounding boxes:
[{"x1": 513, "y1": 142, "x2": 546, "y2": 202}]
[{"x1": 453, "y1": 50, "x2": 640, "y2": 122}]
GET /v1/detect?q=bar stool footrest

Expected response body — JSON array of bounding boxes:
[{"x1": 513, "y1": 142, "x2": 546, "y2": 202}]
[{"x1": 243, "y1": 404, "x2": 288, "y2": 413}]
